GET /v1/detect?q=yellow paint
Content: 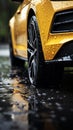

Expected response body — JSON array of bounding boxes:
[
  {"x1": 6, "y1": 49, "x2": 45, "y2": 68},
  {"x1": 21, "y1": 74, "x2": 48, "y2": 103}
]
[{"x1": 9, "y1": 0, "x2": 73, "y2": 60}]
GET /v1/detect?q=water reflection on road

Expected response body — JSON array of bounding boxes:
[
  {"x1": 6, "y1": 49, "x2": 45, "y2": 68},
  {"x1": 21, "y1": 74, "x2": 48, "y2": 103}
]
[{"x1": 0, "y1": 56, "x2": 73, "y2": 130}]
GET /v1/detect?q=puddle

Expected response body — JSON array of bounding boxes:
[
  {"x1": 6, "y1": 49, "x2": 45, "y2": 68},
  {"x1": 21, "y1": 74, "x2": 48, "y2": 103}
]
[{"x1": 0, "y1": 56, "x2": 73, "y2": 130}]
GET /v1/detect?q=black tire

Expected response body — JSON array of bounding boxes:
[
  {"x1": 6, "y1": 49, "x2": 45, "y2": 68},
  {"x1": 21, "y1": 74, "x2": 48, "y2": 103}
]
[
  {"x1": 27, "y1": 16, "x2": 64, "y2": 87},
  {"x1": 9, "y1": 33, "x2": 25, "y2": 69},
  {"x1": 27, "y1": 16, "x2": 45, "y2": 87}
]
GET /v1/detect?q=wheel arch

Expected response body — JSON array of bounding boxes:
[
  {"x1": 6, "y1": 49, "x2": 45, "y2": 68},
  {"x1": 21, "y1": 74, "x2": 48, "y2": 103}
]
[{"x1": 27, "y1": 1, "x2": 54, "y2": 60}]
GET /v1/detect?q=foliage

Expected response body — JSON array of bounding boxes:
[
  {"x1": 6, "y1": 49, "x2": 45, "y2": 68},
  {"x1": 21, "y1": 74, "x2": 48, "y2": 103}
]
[{"x1": 0, "y1": 0, "x2": 19, "y2": 43}]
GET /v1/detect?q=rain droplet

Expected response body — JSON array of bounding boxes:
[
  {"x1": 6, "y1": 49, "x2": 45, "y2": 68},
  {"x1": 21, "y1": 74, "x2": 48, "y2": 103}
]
[
  {"x1": 2, "y1": 99, "x2": 6, "y2": 102},
  {"x1": 42, "y1": 93, "x2": 46, "y2": 96},
  {"x1": 55, "y1": 102, "x2": 61, "y2": 107},
  {"x1": 37, "y1": 93, "x2": 41, "y2": 97},
  {"x1": 42, "y1": 101, "x2": 46, "y2": 104},
  {"x1": 51, "y1": 97, "x2": 54, "y2": 100},
  {"x1": 47, "y1": 97, "x2": 51, "y2": 101}
]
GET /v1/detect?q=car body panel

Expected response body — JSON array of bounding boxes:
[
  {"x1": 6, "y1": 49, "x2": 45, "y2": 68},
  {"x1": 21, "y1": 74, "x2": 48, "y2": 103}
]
[{"x1": 9, "y1": 0, "x2": 73, "y2": 61}]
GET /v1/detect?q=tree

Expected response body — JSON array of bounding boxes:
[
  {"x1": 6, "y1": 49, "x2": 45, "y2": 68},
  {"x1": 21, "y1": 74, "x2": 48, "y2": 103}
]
[{"x1": 0, "y1": 0, "x2": 19, "y2": 43}]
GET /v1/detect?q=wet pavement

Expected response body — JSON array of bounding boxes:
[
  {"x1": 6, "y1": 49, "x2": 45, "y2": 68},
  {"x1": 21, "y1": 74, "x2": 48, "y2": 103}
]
[{"x1": 0, "y1": 44, "x2": 73, "y2": 130}]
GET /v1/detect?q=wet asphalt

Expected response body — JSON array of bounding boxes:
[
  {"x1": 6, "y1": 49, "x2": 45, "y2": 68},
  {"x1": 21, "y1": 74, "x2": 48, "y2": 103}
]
[{"x1": 0, "y1": 44, "x2": 73, "y2": 130}]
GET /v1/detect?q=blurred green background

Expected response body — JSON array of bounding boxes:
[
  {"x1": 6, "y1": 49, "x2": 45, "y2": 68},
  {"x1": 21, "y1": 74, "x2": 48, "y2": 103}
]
[{"x1": 0, "y1": 0, "x2": 19, "y2": 43}]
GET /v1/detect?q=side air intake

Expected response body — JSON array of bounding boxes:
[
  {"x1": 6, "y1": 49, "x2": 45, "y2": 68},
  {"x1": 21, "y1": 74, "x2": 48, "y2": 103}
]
[{"x1": 51, "y1": 9, "x2": 73, "y2": 33}]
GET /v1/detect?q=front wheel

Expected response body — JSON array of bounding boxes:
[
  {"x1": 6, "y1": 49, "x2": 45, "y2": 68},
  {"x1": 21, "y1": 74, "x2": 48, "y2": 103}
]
[
  {"x1": 27, "y1": 16, "x2": 44, "y2": 87},
  {"x1": 27, "y1": 16, "x2": 64, "y2": 87}
]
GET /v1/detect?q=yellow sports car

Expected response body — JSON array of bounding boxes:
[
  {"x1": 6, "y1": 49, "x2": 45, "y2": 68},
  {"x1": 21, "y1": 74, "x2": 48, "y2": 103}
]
[{"x1": 9, "y1": 0, "x2": 73, "y2": 87}]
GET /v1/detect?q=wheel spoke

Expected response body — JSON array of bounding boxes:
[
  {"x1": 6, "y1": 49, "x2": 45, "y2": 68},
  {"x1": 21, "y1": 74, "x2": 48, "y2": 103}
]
[
  {"x1": 28, "y1": 58, "x2": 37, "y2": 82},
  {"x1": 28, "y1": 47, "x2": 37, "y2": 67},
  {"x1": 28, "y1": 23, "x2": 35, "y2": 42},
  {"x1": 33, "y1": 59, "x2": 37, "y2": 77},
  {"x1": 28, "y1": 60, "x2": 34, "y2": 82},
  {"x1": 31, "y1": 23, "x2": 35, "y2": 41},
  {"x1": 28, "y1": 40, "x2": 34, "y2": 51}
]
